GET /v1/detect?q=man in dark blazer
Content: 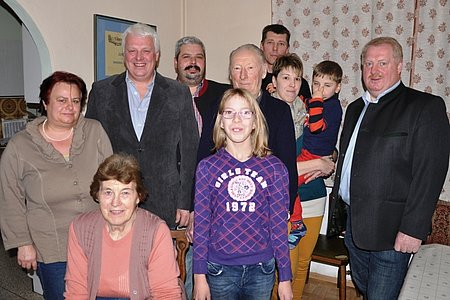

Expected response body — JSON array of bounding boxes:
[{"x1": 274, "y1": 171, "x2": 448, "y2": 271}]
[
  {"x1": 330, "y1": 37, "x2": 450, "y2": 299},
  {"x1": 86, "y1": 23, "x2": 199, "y2": 229},
  {"x1": 198, "y1": 44, "x2": 298, "y2": 213}
]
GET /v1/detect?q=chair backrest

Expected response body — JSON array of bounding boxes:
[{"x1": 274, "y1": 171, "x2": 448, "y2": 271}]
[
  {"x1": 170, "y1": 229, "x2": 190, "y2": 282},
  {"x1": 426, "y1": 200, "x2": 450, "y2": 246}
]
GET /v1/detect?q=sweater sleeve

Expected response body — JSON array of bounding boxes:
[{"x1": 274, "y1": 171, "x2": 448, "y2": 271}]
[
  {"x1": 147, "y1": 223, "x2": 182, "y2": 299},
  {"x1": 0, "y1": 140, "x2": 32, "y2": 250},
  {"x1": 269, "y1": 162, "x2": 292, "y2": 282},
  {"x1": 306, "y1": 97, "x2": 326, "y2": 133},
  {"x1": 192, "y1": 160, "x2": 212, "y2": 274},
  {"x1": 64, "y1": 223, "x2": 89, "y2": 300}
]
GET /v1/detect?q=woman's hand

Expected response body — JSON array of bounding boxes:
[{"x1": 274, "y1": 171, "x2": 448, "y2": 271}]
[
  {"x1": 17, "y1": 245, "x2": 37, "y2": 270},
  {"x1": 193, "y1": 274, "x2": 211, "y2": 300},
  {"x1": 301, "y1": 156, "x2": 335, "y2": 183},
  {"x1": 278, "y1": 280, "x2": 293, "y2": 300},
  {"x1": 318, "y1": 155, "x2": 335, "y2": 176}
]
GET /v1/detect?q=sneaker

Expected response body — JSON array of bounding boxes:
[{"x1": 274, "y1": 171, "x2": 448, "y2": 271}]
[{"x1": 288, "y1": 220, "x2": 307, "y2": 250}]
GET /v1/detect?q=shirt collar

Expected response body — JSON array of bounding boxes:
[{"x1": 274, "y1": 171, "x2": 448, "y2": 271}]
[
  {"x1": 125, "y1": 71, "x2": 156, "y2": 89},
  {"x1": 193, "y1": 79, "x2": 204, "y2": 98},
  {"x1": 362, "y1": 80, "x2": 401, "y2": 105}
]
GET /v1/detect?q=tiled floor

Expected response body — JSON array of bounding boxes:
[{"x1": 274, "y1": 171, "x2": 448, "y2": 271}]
[{"x1": 0, "y1": 243, "x2": 43, "y2": 300}]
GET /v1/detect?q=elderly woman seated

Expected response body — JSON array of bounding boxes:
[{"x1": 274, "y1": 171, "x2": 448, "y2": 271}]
[{"x1": 64, "y1": 153, "x2": 183, "y2": 300}]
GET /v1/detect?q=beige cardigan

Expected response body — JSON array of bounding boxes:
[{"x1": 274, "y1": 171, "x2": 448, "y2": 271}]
[{"x1": 0, "y1": 116, "x2": 112, "y2": 263}]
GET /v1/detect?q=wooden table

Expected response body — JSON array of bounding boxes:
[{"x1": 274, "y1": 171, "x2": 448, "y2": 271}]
[{"x1": 398, "y1": 243, "x2": 450, "y2": 300}]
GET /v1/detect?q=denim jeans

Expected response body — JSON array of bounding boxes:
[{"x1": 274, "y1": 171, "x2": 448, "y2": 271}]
[
  {"x1": 36, "y1": 261, "x2": 66, "y2": 300},
  {"x1": 184, "y1": 246, "x2": 193, "y2": 300},
  {"x1": 344, "y1": 207, "x2": 411, "y2": 300},
  {"x1": 206, "y1": 258, "x2": 275, "y2": 300}
]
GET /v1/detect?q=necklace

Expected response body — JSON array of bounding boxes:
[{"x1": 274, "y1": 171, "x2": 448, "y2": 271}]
[{"x1": 42, "y1": 119, "x2": 73, "y2": 142}]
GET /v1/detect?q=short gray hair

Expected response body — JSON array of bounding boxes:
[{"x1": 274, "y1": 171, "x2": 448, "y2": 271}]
[
  {"x1": 175, "y1": 36, "x2": 205, "y2": 59},
  {"x1": 229, "y1": 44, "x2": 266, "y2": 73},
  {"x1": 122, "y1": 23, "x2": 160, "y2": 53},
  {"x1": 361, "y1": 36, "x2": 403, "y2": 63}
]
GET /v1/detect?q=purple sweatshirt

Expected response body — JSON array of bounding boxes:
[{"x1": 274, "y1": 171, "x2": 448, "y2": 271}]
[{"x1": 193, "y1": 148, "x2": 292, "y2": 282}]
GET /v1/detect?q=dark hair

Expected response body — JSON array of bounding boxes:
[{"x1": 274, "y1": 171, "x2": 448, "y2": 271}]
[
  {"x1": 272, "y1": 53, "x2": 304, "y2": 78},
  {"x1": 90, "y1": 153, "x2": 148, "y2": 203},
  {"x1": 313, "y1": 61, "x2": 343, "y2": 84},
  {"x1": 261, "y1": 24, "x2": 291, "y2": 46},
  {"x1": 39, "y1": 71, "x2": 87, "y2": 114}
]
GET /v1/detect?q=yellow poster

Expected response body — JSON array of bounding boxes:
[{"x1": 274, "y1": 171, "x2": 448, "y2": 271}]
[{"x1": 105, "y1": 31, "x2": 125, "y2": 76}]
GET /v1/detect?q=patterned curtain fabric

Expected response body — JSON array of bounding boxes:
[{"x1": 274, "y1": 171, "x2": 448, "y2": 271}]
[{"x1": 272, "y1": 0, "x2": 450, "y2": 200}]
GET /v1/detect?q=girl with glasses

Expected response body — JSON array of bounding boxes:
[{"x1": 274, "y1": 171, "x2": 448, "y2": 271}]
[{"x1": 193, "y1": 88, "x2": 293, "y2": 300}]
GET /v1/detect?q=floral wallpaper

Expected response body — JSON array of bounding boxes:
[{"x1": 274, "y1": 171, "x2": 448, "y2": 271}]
[{"x1": 272, "y1": 0, "x2": 450, "y2": 201}]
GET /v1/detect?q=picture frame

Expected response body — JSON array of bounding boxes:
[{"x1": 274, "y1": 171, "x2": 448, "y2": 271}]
[{"x1": 94, "y1": 14, "x2": 156, "y2": 81}]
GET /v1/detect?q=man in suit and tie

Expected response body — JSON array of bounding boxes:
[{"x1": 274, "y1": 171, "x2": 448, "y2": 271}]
[
  {"x1": 330, "y1": 36, "x2": 449, "y2": 299},
  {"x1": 86, "y1": 23, "x2": 199, "y2": 229}
]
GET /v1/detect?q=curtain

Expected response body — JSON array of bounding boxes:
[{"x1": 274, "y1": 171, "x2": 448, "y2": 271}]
[{"x1": 272, "y1": 0, "x2": 450, "y2": 200}]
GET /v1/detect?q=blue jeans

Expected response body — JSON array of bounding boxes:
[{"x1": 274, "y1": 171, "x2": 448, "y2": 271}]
[
  {"x1": 185, "y1": 246, "x2": 193, "y2": 300},
  {"x1": 344, "y1": 207, "x2": 411, "y2": 299},
  {"x1": 206, "y1": 258, "x2": 275, "y2": 300},
  {"x1": 36, "y1": 261, "x2": 66, "y2": 300}
]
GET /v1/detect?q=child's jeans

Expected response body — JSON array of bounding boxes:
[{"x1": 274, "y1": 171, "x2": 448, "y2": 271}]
[{"x1": 206, "y1": 258, "x2": 275, "y2": 300}]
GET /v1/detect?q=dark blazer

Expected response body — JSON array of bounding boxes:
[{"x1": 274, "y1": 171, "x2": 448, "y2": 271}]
[
  {"x1": 194, "y1": 79, "x2": 231, "y2": 119},
  {"x1": 86, "y1": 72, "x2": 199, "y2": 228},
  {"x1": 197, "y1": 90, "x2": 298, "y2": 211},
  {"x1": 330, "y1": 82, "x2": 450, "y2": 250}
]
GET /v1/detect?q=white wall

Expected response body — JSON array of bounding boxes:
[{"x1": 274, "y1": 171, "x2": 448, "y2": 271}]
[
  {"x1": 0, "y1": 5, "x2": 23, "y2": 96},
  {"x1": 7, "y1": 0, "x2": 271, "y2": 90},
  {"x1": 9, "y1": 0, "x2": 184, "y2": 87},
  {"x1": 181, "y1": 0, "x2": 271, "y2": 83}
]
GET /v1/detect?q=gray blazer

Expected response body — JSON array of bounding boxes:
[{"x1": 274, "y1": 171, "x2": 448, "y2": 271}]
[{"x1": 86, "y1": 72, "x2": 199, "y2": 228}]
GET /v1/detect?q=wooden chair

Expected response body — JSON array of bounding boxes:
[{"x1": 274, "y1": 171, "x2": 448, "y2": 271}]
[
  {"x1": 425, "y1": 200, "x2": 450, "y2": 246},
  {"x1": 170, "y1": 229, "x2": 190, "y2": 282},
  {"x1": 307, "y1": 234, "x2": 350, "y2": 300}
]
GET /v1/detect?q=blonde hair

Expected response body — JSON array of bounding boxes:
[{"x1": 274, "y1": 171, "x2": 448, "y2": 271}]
[
  {"x1": 361, "y1": 36, "x2": 403, "y2": 64},
  {"x1": 213, "y1": 88, "x2": 271, "y2": 158}
]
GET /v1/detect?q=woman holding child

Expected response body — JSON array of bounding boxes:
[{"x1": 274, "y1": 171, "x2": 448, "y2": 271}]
[{"x1": 270, "y1": 54, "x2": 342, "y2": 298}]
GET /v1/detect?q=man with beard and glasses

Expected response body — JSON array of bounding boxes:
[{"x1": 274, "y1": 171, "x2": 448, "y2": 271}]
[{"x1": 174, "y1": 36, "x2": 230, "y2": 300}]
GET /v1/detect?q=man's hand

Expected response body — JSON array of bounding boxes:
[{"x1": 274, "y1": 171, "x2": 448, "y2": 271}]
[
  {"x1": 175, "y1": 209, "x2": 190, "y2": 227},
  {"x1": 394, "y1": 232, "x2": 422, "y2": 253},
  {"x1": 278, "y1": 280, "x2": 293, "y2": 300},
  {"x1": 17, "y1": 245, "x2": 37, "y2": 270},
  {"x1": 186, "y1": 211, "x2": 194, "y2": 243}
]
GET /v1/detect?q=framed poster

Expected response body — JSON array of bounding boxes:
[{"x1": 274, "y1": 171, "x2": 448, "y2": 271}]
[{"x1": 94, "y1": 14, "x2": 156, "y2": 81}]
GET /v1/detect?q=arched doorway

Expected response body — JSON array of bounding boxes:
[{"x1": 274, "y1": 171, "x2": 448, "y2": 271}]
[{"x1": 1, "y1": 0, "x2": 51, "y2": 106}]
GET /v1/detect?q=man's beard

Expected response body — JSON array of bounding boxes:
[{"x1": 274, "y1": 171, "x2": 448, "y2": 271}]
[{"x1": 183, "y1": 65, "x2": 204, "y2": 84}]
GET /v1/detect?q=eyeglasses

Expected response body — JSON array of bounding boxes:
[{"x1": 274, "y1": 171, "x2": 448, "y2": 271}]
[{"x1": 221, "y1": 110, "x2": 254, "y2": 119}]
